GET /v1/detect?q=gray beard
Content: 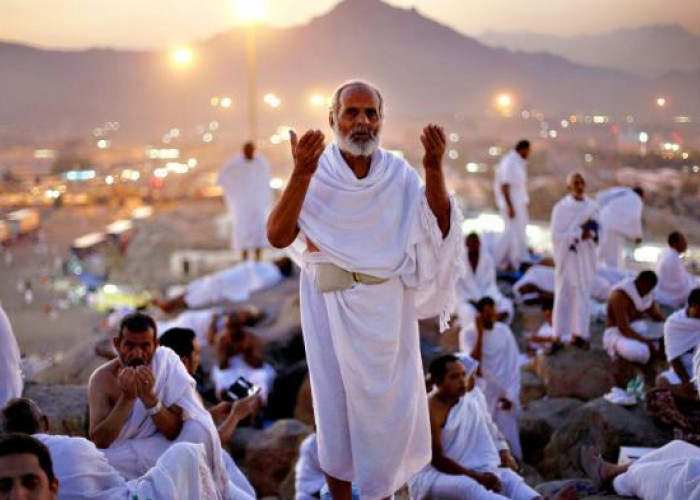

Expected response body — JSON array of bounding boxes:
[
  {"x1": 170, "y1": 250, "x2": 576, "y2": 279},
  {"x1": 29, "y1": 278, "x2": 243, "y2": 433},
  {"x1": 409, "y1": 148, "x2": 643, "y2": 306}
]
[{"x1": 333, "y1": 126, "x2": 380, "y2": 157}]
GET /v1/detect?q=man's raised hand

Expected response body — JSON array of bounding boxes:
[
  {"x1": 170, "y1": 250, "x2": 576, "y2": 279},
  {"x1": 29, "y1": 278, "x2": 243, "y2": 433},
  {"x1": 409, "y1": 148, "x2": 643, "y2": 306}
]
[
  {"x1": 118, "y1": 368, "x2": 138, "y2": 401},
  {"x1": 421, "y1": 124, "x2": 446, "y2": 172},
  {"x1": 290, "y1": 129, "x2": 325, "y2": 179}
]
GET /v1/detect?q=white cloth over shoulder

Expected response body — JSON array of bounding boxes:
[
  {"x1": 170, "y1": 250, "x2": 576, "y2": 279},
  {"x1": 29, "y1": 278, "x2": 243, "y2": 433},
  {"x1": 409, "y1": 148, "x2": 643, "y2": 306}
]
[
  {"x1": 185, "y1": 261, "x2": 283, "y2": 308},
  {"x1": 456, "y1": 252, "x2": 513, "y2": 325},
  {"x1": 297, "y1": 144, "x2": 464, "y2": 499},
  {"x1": 655, "y1": 248, "x2": 700, "y2": 308},
  {"x1": 36, "y1": 434, "x2": 219, "y2": 500},
  {"x1": 551, "y1": 195, "x2": 598, "y2": 340},
  {"x1": 460, "y1": 322, "x2": 522, "y2": 458},
  {"x1": 408, "y1": 392, "x2": 536, "y2": 500},
  {"x1": 665, "y1": 308, "x2": 700, "y2": 362},
  {"x1": 101, "y1": 347, "x2": 242, "y2": 499},
  {"x1": 218, "y1": 154, "x2": 272, "y2": 251},
  {"x1": 0, "y1": 304, "x2": 22, "y2": 407},
  {"x1": 611, "y1": 278, "x2": 654, "y2": 313},
  {"x1": 613, "y1": 440, "x2": 700, "y2": 499},
  {"x1": 295, "y1": 433, "x2": 325, "y2": 500},
  {"x1": 597, "y1": 187, "x2": 643, "y2": 268},
  {"x1": 494, "y1": 149, "x2": 529, "y2": 209}
]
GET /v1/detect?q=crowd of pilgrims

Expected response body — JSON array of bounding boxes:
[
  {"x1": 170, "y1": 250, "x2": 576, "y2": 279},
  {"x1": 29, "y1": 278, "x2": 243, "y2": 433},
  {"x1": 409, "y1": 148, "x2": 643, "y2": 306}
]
[{"x1": 2, "y1": 139, "x2": 700, "y2": 500}]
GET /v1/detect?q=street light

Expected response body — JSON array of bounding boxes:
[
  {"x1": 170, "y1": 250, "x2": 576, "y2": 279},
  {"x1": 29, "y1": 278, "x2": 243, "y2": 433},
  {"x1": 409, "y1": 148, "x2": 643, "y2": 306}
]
[
  {"x1": 234, "y1": 0, "x2": 270, "y2": 141},
  {"x1": 310, "y1": 94, "x2": 328, "y2": 108},
  {"x1": 495, "y1": 92, "x2": 514, "y2": 114},
  {"x1": 656, "y1": 97, "x2": 666, "y2": 108},
  {"x1": 171, "y1": 47, "x2": 193, "y2": 69}
]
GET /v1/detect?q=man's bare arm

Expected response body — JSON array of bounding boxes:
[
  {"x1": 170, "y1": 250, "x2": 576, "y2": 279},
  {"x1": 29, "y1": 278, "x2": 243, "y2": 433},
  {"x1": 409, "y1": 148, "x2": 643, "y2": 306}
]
[
  {"x1": 611, "y1": 293, "x2": 647, "y2": 342},
  {"x1": 647, "y1": 302, "x2": 664, "y2": 322},
  {"x1": 88, "y1": 369, "x2": 136, "y2": 448},
  {"x1": 421, "y1": 125, "x2": 450, "y2": 237},
  {"x1": 428, "y1": 402, "x2": 471, "y2": 475},
  {"x1": 670, "y1": 357, "x2": 692, "y2": 385},
  {"x1": 267, "y1": 130, "x2": 325, "y2": 248}
]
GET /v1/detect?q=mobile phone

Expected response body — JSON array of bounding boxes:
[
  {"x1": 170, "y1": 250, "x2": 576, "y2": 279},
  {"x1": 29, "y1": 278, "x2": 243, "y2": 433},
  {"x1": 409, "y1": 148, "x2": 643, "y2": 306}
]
[{"x1": 222, "y1": 376, "x2": 260, "y2": 402}]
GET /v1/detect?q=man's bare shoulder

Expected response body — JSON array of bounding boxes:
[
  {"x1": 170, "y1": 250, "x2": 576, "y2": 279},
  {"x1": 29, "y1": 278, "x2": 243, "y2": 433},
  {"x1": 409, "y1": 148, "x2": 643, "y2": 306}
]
[
  {"x1": 88, "y1": 359, "x2": 120, "y2": 389},
  {"x1": 428, "y1": 393, "x2": 450, "y2": 427}
]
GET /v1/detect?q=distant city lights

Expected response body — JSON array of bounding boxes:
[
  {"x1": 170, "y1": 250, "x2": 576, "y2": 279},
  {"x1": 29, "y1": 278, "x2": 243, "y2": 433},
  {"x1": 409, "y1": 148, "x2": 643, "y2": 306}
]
[
  {"x1": 202, "y1": 133, "x2": 214, "y2": 143},
  {"x1": 220, "y1": 97, "x2": 233, "y2": 109},
  {"x1": 263, "y1": 93, "x2": 282, "y2": 108},
  {"x1": 639, "y1": 132, "x2": 649, "y2": 143},
  {"x1": 65, "y1": 170, "x2": 96, "y2": 181},
  {"x1": 656, "y1": 97, "x2": 666, "y2": 108},
  {"x1": 269, "y1": 177, "x2": 285, "y2": 190},
  {"x1": 309, "y1": 94, "x2": 328, "y2": 108},
  {"x1": 147, "y1": 148, "x2": 180, "y2": 159},
  {"x1": 97, "y1": 139, "x2": 109, "y2": 149}
]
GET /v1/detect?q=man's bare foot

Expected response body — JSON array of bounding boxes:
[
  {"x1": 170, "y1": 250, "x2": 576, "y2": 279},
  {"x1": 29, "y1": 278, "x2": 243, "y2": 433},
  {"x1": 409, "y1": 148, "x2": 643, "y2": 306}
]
[{"x1": 580, "y1": 446, "x2": 620, "y2": 491}]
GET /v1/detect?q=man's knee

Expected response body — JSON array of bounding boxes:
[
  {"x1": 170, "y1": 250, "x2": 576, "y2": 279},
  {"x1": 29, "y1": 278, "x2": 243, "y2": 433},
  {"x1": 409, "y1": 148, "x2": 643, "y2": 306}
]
[{"x1": 618, "y1": 341, "x2": 650, "y2": 364}]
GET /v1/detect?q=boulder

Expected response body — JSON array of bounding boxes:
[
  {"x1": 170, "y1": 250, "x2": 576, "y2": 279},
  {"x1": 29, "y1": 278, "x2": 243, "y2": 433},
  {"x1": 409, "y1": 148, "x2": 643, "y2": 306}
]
[
  {"x1": 544, "y1": 397, "x2": 672, "y2": 479},
  {"x1": 520, "y1": 370, "x2": 546, "y2": 406},
  {"x1": 242, "y1": 419, "x2": 311, "y2": 497},
  {"x1": 33, "y1": 335, "x2": 111, "y2": 386},
  {"x1": 22, "y1": 384, "x2": 89, "y2": 437},
  {"x1": 518, "y1": 398, "x2": 583, "y2": 467},
  {"x1": 535, "y1": 479, "x2": 598, "y2": 499},
  {"x1": 535, "y1": 347, "x2": 616, "y2": 401}
]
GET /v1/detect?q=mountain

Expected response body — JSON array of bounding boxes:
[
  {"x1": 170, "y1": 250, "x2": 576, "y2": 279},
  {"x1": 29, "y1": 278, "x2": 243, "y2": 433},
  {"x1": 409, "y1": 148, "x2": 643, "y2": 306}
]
[
  {"x1": 0, "y1": 0, "x2": 695, "y2": 141},
  {"x1": 480, "y1": 24, "x2": 700, "y2": 78}
]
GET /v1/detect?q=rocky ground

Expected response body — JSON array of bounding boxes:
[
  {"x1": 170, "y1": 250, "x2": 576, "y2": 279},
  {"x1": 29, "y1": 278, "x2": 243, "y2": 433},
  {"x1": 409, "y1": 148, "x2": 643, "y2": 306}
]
[{"x1": 2, "y1": 199, "x2": 681, "y2": 499}]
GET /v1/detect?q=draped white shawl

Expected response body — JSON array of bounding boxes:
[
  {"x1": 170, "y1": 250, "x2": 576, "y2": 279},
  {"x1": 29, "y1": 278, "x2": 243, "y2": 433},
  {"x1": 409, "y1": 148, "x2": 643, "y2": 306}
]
[
  {"x1": 298, "y1": 144, "x2": 464, "y2": 328},
  {"x1": 550, "y1": 195, "x2": 598, "y2": 291},
  {"x1": 457, "y1": 251, "x2": 502, "y2": 303},
  {"x1": 0, "y1": 304, "x2": 22, "y2": 407},
  {"x1": 665, "y1": 309, "x2": 700, "y2": 362},
  {"x1": 611, "y1": 278, "x2": 654, "y2": 312},
  {"x1": 460, "y1": 323, "x2": 520, "y2": 404},
  {"x1": 597, "y1": 187, "x2": 643, "y2": 239}
]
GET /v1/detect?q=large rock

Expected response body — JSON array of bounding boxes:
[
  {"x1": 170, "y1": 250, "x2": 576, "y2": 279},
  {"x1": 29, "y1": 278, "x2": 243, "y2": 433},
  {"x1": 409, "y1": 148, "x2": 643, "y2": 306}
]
[
  {"x1": 544, "y1": 397, "x2": 672, "y2": 479},
  {"x1": 22, "y1": 384, "x2": 89, "y2": 437},
  {"x1": 518, "y1": 398, "x2": 583, "y2": 467},
  {"x1": 520, "y1": 370, "x2": 546, "y2": 406},
  {"x1": 535, "y1": 347, "x2": 616, "y2": 401},
  {"x1": 242, "y1": 419, "x2": 311, "y2": 497},
  {"x1": 535, "y1": 479, "x2": 598, "y2": 499},
  {"x1": 33, "y1": 334, "x2": 111, "y2": 386}
]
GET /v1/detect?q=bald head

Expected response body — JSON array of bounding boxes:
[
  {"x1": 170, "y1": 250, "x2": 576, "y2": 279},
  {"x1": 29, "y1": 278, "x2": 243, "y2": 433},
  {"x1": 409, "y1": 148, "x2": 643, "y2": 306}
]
[
  {"x1": 567, "y1": 171, "x2": 586, "y2": 200},
  {"x1": 329, "y1": 80, "x2": 384, "y2": 157}
]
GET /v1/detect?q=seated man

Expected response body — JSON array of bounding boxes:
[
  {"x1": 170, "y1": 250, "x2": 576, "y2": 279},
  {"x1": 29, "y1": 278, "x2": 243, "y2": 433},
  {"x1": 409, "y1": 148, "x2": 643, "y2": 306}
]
[
  {"x1": 456, "y1": 233, "x2": 514, "y2": 326},
  {"x1": 212, "y1": 314, "x2": 275, "y2": 404},
  {"x1": 602, "y1": 271, "x2": 664, "y2": 370},
  {"x1": 655, "y1": 231, "x2": 700, "y2": 308},
  {"x1": 1, "y1": 398, "x2": 221, "y2": 500},
  {"x1": 658, "y1": 288, "x2": 700, "y2": 397},
  {"x1": 409, "y1": 354, "x2": 539, "y2": 500},
  {"x1": 155, "y1": 257, "x2": 293, "y2": 312},
  {"x1": 0, "y1": 304, "x2": 22, "y2": 408},
  {"x1": 526, "y1": 298, "x2": 555, "y2": 355},
  {"x1": 513, "y1": 264, "x2": 621, "y2": 305},
  {"x1": 460, "y1": 297, "x2": 522, "y2": 459},
  {"x1": 0, "y1": 434, "x2": 58, "y2": 500},
  {"x1": 87, "y1": 312, "x2": 234, "y2": 496},
  {"x1": 581, "y1": 440, "x2": 700, "y2": 499}
]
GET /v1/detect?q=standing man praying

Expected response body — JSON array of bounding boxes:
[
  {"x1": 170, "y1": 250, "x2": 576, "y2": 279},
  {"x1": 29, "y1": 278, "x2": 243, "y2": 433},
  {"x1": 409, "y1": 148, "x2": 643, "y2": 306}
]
[{"x1": 267, "y1": 80, "x2": 464, "y2": 500}]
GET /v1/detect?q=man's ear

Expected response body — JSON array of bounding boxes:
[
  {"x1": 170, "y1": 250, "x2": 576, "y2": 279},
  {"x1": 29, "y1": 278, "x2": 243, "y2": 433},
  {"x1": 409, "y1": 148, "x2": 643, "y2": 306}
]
[
  {"x1": 41, "y1": 415, "x2": 50, "y2": 433},
  {"x1": 50, "y1": 478, "x2": 60, "y2": 493},
  {"x1": 328, "y1": 111, "x2": 335, "y2": 129},
  {"x1": 112, "y1": 336, "x2": 120, "y2": 350}
]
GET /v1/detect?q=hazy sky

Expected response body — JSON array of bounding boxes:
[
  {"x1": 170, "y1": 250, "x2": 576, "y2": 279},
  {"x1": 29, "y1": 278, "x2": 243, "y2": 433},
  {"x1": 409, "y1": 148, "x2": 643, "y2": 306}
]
[{"x1": 2, "y1": 0, "x2": 699, "y2": 50}]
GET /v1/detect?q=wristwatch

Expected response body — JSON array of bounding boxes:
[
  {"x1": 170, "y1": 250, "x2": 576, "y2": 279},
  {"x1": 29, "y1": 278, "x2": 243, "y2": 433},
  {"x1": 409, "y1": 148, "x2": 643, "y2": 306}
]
[{"x1": 146, "y1": 400, "x2": 162, "y2": 416}]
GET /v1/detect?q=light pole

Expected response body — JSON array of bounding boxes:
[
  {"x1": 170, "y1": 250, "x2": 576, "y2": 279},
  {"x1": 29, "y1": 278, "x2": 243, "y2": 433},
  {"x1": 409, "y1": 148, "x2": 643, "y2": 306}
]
[{"x1": 235, "y1": 0, "x2": 269, "y2": 141}]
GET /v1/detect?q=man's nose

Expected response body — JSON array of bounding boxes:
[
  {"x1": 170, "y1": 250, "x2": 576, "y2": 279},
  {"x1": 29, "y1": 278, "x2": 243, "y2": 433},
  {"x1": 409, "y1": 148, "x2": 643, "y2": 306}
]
[
  {"x1": 10, "y1": 483, "x2": 28, "y2": 500},
  {"x1": 355, "y1": 112, "x2": 370, "y2": 125}
]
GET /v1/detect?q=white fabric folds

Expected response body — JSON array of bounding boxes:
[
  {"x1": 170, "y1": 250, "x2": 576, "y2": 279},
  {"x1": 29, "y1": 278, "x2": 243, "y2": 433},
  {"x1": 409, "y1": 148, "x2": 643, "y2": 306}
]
[{"x1": 297, "y1": 144, "x2": 464, "y2": 499}]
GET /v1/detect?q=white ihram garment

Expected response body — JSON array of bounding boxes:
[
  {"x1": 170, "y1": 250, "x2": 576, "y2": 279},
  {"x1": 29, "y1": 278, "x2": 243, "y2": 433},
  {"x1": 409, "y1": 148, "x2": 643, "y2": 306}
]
[
  {"x1": 101, "y1": 347, "x2": 249, "y2": 499},
  {"x1": 295, "y1": 433, "x2": 325, "y2": 500},
  {"x1": 550, "y1": 195, "x2": 599, "y2": 341},
  {"x1": 655, "y1": 247, "x2": 700, "y2": 308},
  {"x1": 660, "y1": 308, "x2": 700, "y2": 384},
  {"x1": 456, "y1": 251, "x2": 514, "y2": 325},
  {"x1": 218, "y1": 154, "x2": 272, "y2": 252},
  {"x1": 602, "y1": 279, "x2": 662, "y2": 364},
  {"x1": 297, "y1": 144, "x2": 464, "y2": 499},
  {"x1": 596, "y1": 187, "x2": 643, "y2": 269},
  {"x1": 494, "y1": 150, "x2": 529, "y2": 269},
  {"x1": 613, "y1": 440, "x2": 700, "y2": 499},
  {"x1": 460, "y1": 323, "x2": 522, "y2": 459},
  {"x1": 185, "y1": 261, "x2": 283, "y2": 308},
  {"x1": 36, "y1": 434, "x2": 219, "y2": 500},
  {"x1": 0, "y1": 304, "x2": 22, "y2": 407},
  {"x1": 408, "y1": 392, "x2": 537, "y2": 500}
]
